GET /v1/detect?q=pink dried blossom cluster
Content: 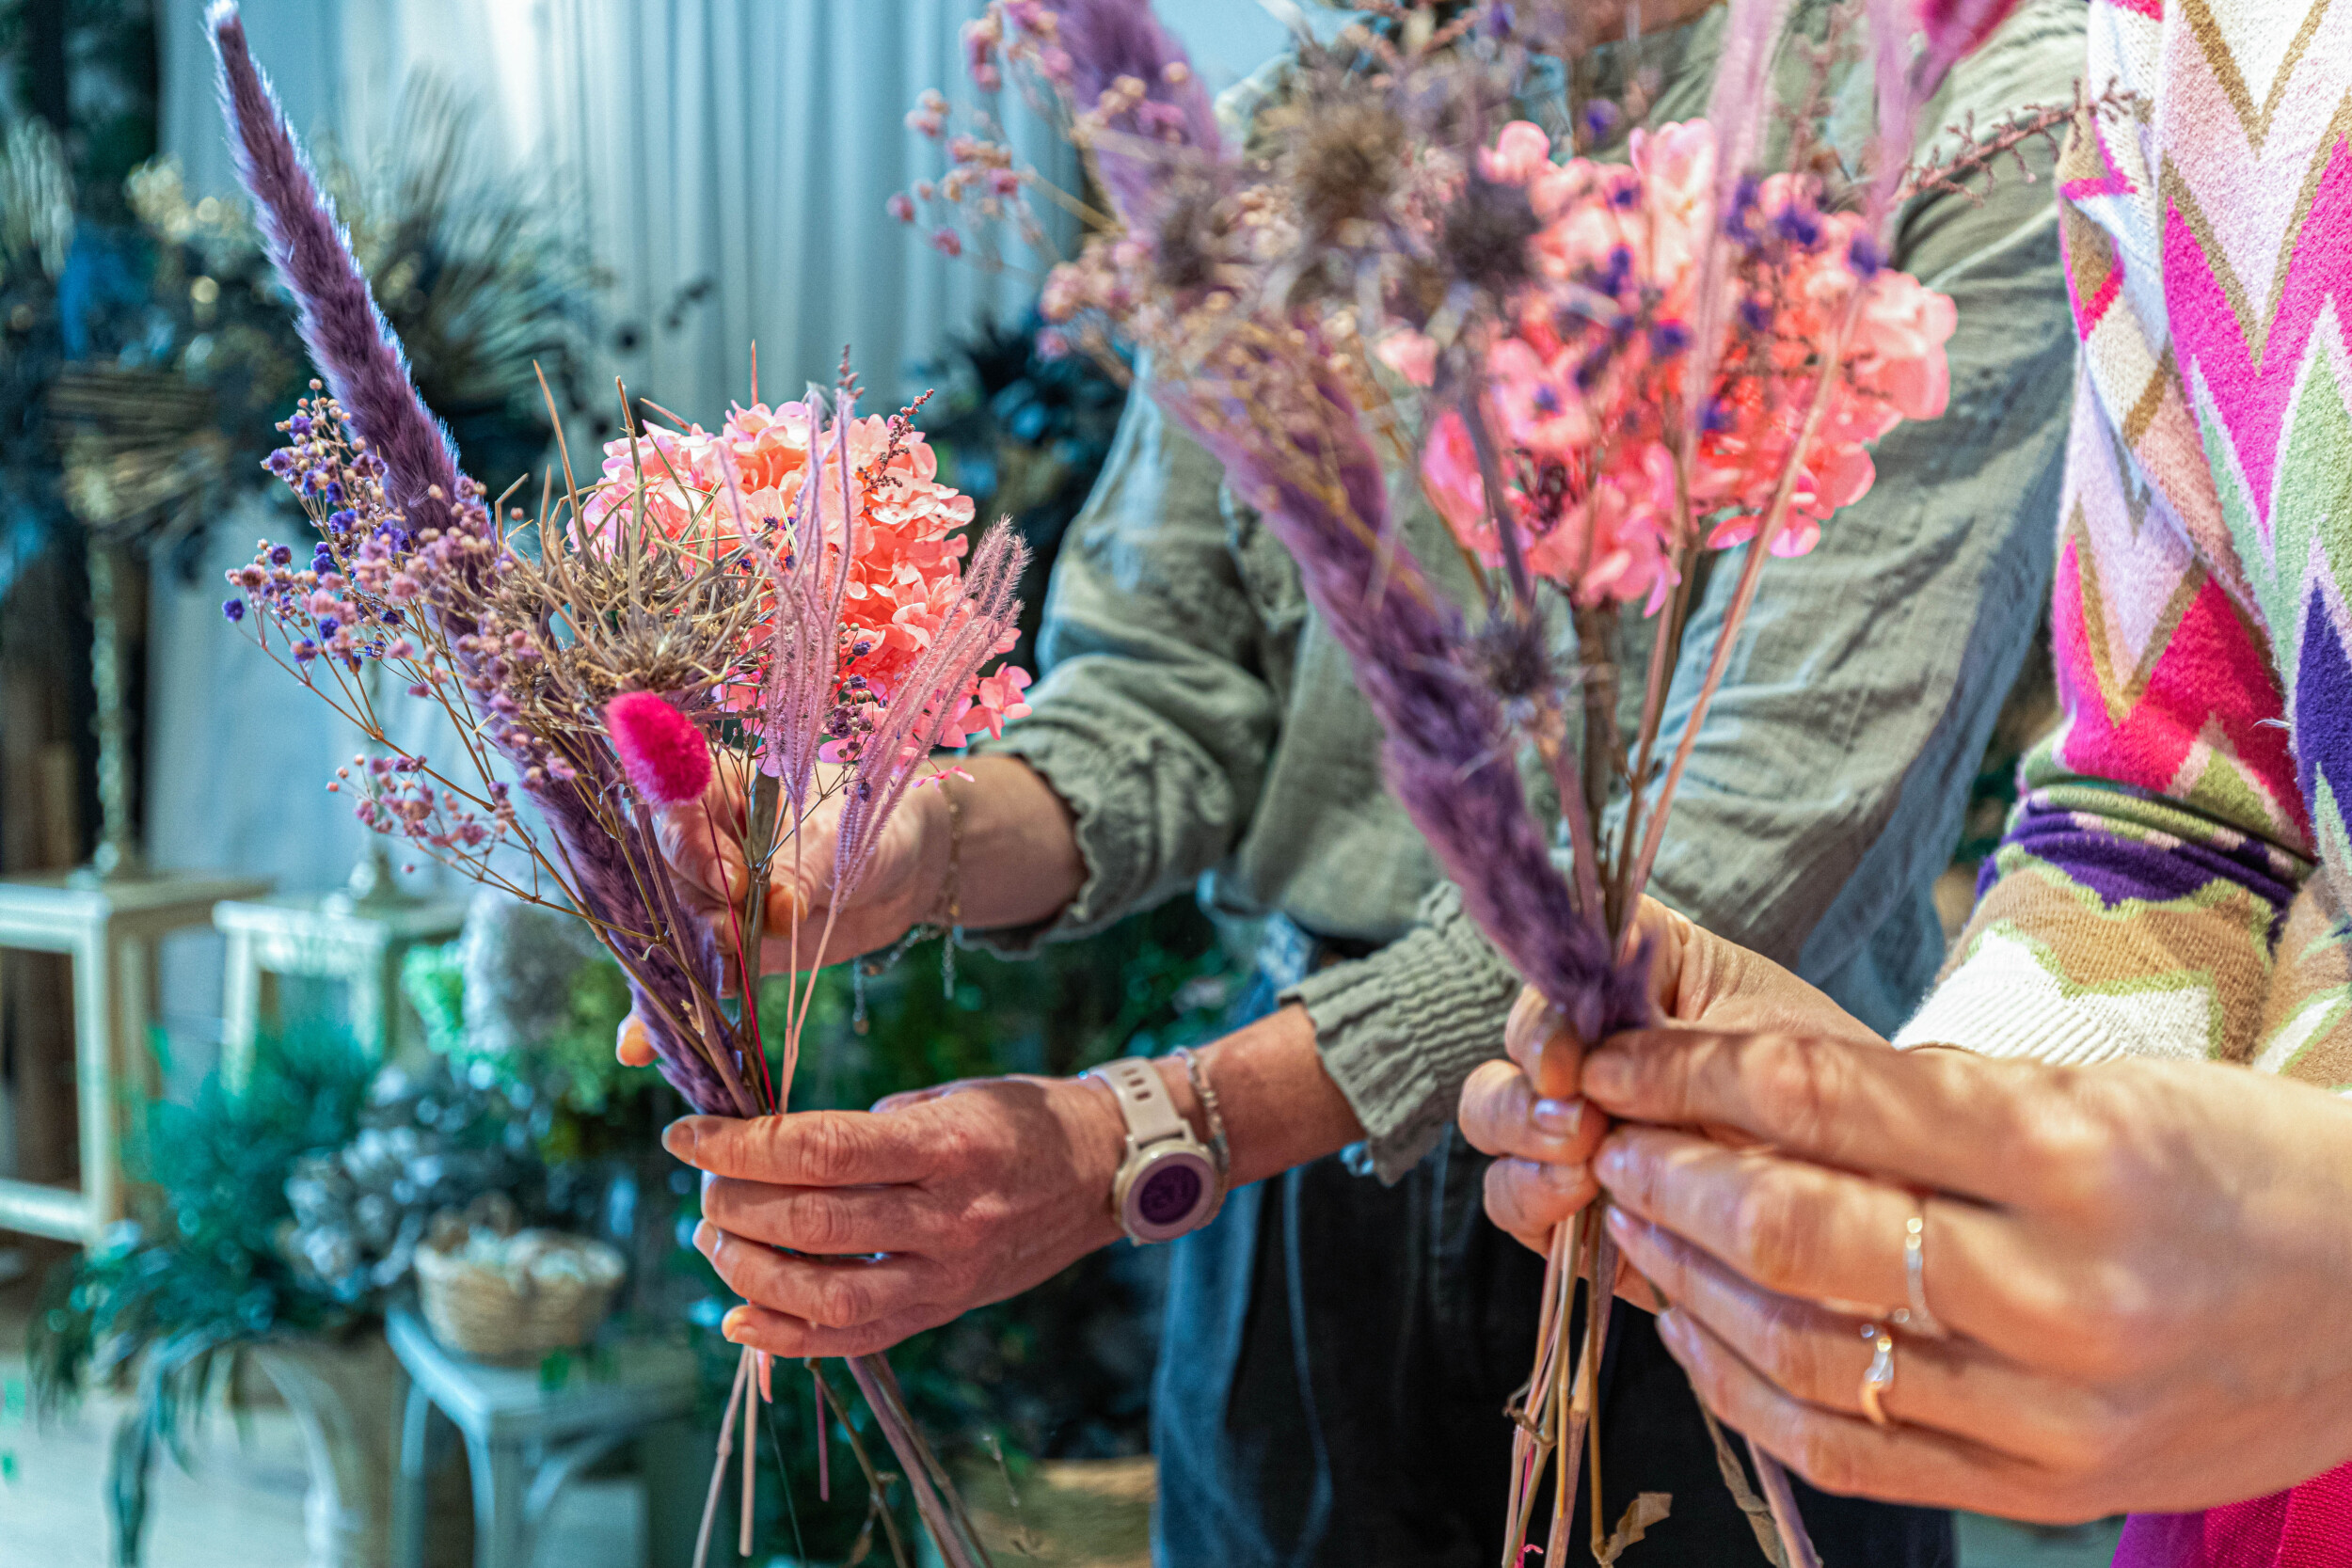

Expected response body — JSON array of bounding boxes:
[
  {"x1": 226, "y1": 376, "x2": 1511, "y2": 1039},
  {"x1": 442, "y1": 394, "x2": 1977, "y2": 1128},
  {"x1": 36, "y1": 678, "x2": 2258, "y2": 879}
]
[
  {"x1": 1409, "y1": 119, "x2": 1956, "y2": 609},
  {"x1": 573, "y1": 401, "x2": 1032, "y2": 756},
  {"x1": 333, "y1": 752, "x2": 518, "y2": 857}
]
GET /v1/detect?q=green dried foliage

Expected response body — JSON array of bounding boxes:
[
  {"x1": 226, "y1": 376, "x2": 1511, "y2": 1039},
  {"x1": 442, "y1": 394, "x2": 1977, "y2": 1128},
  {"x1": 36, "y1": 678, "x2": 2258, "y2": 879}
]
[{"x1": 25, "y1": 1025, "x2": 373, "y2": 1564}]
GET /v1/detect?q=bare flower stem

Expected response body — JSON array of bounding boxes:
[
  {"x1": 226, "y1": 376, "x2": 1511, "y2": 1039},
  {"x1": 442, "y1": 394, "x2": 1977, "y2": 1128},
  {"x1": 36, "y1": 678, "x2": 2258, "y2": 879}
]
[{"x1": 1620, "y1": 288, "x2": 1868, "y2": 928}]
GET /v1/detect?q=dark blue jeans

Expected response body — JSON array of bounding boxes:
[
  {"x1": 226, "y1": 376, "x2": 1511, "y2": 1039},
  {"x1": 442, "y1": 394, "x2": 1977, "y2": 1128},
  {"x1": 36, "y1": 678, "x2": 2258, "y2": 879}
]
[{"x1": 1150, "y1": 1130, "x2": 1956, "y2": 1568}]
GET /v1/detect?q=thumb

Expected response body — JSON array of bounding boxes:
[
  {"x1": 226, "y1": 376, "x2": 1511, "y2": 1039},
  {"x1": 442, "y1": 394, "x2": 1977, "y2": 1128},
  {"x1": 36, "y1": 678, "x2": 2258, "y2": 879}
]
[
  {"x1": 770, "y1": 793, "x2": 848, "y2": 925},
  {"x1": 655, "y1": 792, "x2": 744, "y2": 918}
]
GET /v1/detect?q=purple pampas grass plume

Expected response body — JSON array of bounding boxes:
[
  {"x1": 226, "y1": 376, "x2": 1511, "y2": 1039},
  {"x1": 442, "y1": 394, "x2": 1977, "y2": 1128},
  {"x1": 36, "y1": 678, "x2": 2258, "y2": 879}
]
[
  {"x1": 208, "y1": 4, "x2": 467, "y2": 542},
  {"x1": 1161, "y1": 356, "x2": 1645, "y2": 1042},
  {"x1": 1050, "y1": 0, "x2": 1222, "y2": 221}
]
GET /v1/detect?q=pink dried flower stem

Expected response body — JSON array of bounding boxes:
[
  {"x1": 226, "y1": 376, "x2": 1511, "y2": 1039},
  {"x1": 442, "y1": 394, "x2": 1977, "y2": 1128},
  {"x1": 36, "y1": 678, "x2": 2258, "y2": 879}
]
[
  {"x1": 1617, "y1": 281, "x2": 1872, "y2": 931},
  {"x1": 1679, "y1": 0, "x2": 1797, "y2": 461}
]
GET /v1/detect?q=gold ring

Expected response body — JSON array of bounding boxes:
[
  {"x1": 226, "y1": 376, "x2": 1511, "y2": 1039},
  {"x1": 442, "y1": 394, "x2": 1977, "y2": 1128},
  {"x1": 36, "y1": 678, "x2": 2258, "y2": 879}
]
[{"x1": 1858, "y1": 1323, "x2": 1896, "y2": 1428}]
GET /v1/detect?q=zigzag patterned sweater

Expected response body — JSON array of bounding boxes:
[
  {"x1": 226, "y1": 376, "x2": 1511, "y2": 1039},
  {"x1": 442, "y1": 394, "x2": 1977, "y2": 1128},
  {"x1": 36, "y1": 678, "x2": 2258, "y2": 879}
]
[
  {"x1": 1897, "y1": 0, "x2": 2352, "y2": 1091},
  {"x1": 1890, "y1": 0, "x2": 2352, "y2": 1558}
]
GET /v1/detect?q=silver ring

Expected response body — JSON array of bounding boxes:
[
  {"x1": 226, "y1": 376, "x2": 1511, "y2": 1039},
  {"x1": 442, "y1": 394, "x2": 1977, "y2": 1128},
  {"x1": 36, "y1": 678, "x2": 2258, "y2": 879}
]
[{"x1": 1888, "y1": 1201, "x2": 1947, "y2": 1339}]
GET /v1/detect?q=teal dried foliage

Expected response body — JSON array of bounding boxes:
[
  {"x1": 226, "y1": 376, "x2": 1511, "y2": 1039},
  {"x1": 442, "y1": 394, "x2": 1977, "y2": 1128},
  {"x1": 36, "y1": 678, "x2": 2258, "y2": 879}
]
[{"x1": 24, "y1": 1024, "x2": 373, "y2": 1564}]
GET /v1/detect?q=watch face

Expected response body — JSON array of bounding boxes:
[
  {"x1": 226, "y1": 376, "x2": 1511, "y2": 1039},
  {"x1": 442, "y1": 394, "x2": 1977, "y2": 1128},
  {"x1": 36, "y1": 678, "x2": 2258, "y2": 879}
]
[
  {"x1": 1122, "y1": 1147, "x2": 1217, "y2": 1242},
  {"x1": 1136, "y1": 1163, "x2": 1204, "y2": 1227}
]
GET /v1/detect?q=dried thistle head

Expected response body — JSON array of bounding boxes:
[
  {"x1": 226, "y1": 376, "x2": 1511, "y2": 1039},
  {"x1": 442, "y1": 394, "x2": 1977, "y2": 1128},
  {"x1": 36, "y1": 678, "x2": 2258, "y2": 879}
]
[
  {"x1": 479, "y1": 508, "x2": 767, "y2": 742},
  {"x1": 1464, "y1": 603, "x2": 1555, "y2": 707},
  {"x1": 1439, "y1": 170, "x2": 1540, "y2": 299},
  {"x1": 1280, "y1": 84, "x2": 1410, "y2": 242},
  {"x1": 1152, "y1": 175, "x2": 1233, "y2": 297}
]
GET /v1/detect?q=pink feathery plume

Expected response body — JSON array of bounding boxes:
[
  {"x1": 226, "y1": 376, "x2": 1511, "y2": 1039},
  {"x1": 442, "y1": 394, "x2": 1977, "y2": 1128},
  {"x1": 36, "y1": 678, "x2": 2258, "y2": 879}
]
[
  {"x1": 832, "y1": 521, "x2": 1028, "y2": 903},
  {"x1": 609, "y1": 693, "x2": 715, "y2": 808},
  {"x1": 738, "y1": 390, "x2": 861, "y2": 816},
  {"x1": 1681, "y1": 0, "x2": 1794, "y2": 456},
  {"x1": 1867, "y1": 0, "x2": 1917, "y2": 225},
  {"x1": 211, "y1": 4, "x2": 747, "y2": 1117}
]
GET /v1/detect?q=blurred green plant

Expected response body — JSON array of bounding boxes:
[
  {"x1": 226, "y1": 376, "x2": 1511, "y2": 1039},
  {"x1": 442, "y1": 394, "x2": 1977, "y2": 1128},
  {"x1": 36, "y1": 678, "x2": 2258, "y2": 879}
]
[{"x1": 25, "y1": 1024, "x2": 373, "y2": 1564}]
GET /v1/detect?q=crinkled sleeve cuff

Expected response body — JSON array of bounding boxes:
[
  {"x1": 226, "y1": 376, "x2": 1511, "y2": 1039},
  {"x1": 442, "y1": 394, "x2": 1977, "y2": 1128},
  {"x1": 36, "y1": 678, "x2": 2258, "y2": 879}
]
[{"x1": 1282, "y1": 882, "x2": 1522, "y2": 1183}]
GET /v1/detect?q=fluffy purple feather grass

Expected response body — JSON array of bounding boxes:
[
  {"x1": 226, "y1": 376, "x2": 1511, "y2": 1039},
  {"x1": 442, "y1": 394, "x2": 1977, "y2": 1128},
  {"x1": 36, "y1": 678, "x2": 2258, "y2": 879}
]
[
  {"x1": 1164, "y1": 365, "x2": 1646, "y2": 1042},
  {"x1": 1050, "y1": 0, "x2": 1222, "y2": 219},
  {"x1": 210, "y1": 4, "x2": 742, "y2": 1117},
  {"x1": 208, "y1": 3, "x2": 466, "y2": 543}
]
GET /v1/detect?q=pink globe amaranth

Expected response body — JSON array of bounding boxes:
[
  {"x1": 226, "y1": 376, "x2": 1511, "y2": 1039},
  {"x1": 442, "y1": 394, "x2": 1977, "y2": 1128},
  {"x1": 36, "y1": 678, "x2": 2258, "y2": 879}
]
[{"x1": 606, "y1": 691, "x2": 713, "y2": 808}]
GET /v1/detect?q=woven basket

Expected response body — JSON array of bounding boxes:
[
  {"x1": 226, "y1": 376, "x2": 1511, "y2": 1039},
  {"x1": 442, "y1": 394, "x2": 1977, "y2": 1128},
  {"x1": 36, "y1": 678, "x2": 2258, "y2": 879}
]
[{"x1": 414, "y1": 1229, "x2": 625, "y2": 1362}]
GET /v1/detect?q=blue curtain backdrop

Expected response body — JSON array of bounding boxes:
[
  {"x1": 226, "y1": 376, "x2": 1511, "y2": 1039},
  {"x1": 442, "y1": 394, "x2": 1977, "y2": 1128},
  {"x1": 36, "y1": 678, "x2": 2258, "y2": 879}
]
[{"x1": 142, "y1": 0, "x2": 1295, "y2": 1066}]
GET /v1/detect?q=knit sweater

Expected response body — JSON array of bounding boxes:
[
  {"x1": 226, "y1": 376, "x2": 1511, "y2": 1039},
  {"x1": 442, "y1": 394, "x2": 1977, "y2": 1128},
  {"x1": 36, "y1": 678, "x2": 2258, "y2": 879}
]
[{"x1": 1895, "y1": 0, "x2": 2352, "y2": 1098}]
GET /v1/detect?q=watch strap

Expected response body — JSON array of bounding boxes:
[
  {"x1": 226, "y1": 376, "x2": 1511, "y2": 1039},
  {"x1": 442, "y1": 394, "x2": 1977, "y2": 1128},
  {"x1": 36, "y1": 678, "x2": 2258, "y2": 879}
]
[{"x1": 1093, "y1": 1056, "x2": 1186, "y2": 1148}]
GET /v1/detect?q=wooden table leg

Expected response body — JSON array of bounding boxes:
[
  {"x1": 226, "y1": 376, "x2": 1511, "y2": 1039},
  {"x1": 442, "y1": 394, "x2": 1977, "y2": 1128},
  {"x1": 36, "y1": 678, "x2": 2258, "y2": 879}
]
[
  {"x1": 467, "y1": 1434, "x2": 532, "y2": 1568},
  {"x1": 70, "y1": 927, "x2": 118, "y2": 1238}
]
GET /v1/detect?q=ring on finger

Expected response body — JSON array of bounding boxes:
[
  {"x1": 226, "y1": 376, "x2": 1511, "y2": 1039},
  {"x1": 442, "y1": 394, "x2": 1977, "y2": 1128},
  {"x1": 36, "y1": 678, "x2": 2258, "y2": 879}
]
[
  {"x1": 1857, "y1": 1323, "x2": 1896, "y2": 1428},
  {"x1": 1888, "y1": 1198, "x2": 1947, "y2": 1339}
]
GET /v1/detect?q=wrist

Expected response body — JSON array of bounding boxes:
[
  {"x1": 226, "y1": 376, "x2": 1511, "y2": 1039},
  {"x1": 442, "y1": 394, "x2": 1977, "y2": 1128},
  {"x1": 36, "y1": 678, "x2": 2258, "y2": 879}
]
[
  {"x1": 1069, "y1": 1073, "x2": 1136, "y2": 1243},
  {"x1": 906, "y1": 778, "x2": 956, "y2": 924}
]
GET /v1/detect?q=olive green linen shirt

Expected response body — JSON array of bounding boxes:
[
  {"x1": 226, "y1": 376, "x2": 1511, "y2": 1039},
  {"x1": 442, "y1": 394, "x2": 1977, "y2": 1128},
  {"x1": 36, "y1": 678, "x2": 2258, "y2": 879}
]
[{"x1": 972, "y1": 0, "x2": 2085, "y2": 1180}]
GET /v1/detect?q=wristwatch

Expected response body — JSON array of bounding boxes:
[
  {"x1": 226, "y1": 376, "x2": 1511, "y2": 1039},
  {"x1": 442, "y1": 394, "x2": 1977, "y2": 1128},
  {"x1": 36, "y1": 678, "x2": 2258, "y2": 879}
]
[{"x1": 1089, "y1": 1056, "x2": 1224, "y2": 1243}]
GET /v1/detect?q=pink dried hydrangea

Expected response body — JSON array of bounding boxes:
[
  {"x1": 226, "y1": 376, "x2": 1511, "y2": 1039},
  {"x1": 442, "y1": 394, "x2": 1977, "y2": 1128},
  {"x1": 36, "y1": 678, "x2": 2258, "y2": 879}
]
[
  {"x1": 1414, "y1": 119, "x2": 1956, "y2": 609},
  {"x1": 574, "y1": 401, "x2": 1030, "y2": 750}
]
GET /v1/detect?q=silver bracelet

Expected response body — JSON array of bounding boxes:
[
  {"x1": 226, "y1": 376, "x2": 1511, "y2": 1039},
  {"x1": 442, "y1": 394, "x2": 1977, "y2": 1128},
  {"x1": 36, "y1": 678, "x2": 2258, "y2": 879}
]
[{"x1": 1171, "y1": 1047, "x2": 1230, "y2": 1178}]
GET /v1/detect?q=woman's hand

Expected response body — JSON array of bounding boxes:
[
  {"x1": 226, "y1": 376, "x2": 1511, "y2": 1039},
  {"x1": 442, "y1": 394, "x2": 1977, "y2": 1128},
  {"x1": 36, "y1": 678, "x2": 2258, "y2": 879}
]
[
  {"x1": 1583, "y1": 1028, "x2": 2352, "y2": 1521},
  {"x1": 617, "y1": 752, "x2": 1087, "y2": 1068},
  {"x1": 1457, "y1": 899, "x2": 1881, "y2": 1254},
  {"x1": 669, "y1": 1069, "x2": 1131, "y2": 1358}
]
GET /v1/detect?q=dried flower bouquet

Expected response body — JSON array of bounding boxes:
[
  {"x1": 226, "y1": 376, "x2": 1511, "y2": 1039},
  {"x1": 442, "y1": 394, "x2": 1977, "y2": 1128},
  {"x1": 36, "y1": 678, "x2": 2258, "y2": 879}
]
[
  {"x1": 205, "y1": 7, "x2": 1027, "y2": 1563},
  {"x1": 900, "y1": 0, "x2": 2093, "y2": 1561}
]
